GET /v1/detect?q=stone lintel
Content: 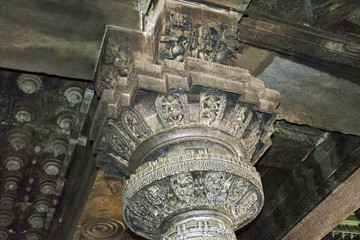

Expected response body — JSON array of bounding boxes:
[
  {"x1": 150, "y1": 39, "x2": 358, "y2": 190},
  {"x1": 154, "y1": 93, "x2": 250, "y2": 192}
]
[
  {"x1": 238, "y1": 17, "x2": 360, "y2": 71},
  {"x1": 283, "y1": 166, "x2": 360, "y2": 240}
]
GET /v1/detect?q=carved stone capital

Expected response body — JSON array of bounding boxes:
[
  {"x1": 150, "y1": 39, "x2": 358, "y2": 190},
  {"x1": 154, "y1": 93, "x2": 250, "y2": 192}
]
[
  {"x1": 123, "y1": 149, "x2": 263, "y2": 239},
  {"x1": 90, "y1": 1, "x2": 280, "y2": 239}
]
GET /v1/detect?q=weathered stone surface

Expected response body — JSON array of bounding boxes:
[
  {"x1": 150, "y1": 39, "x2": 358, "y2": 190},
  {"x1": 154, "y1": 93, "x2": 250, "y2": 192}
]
[
  {"x1": 258, "y1": 57, "x2": 360, "y2": 136},
  {"x1": 0, "y1": 0, "x2": 140, "y2": 80}
]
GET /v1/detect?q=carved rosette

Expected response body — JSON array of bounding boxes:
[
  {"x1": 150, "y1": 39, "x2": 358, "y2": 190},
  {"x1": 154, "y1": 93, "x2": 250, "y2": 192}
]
[
  {"x1": 8, "y1": 128, "x2": 31, "y2": 151},
  {"x1": 81, "y1": 218, "x2": 126, "y2": 240},
  {"x1": 3, "y1": 150, "x2": 27, "y2": 171},
  {"x1": 28, "y1": 212, "x2": 45, "y2": 229},
  {"x1": 42, "y1": 158, "x2": 62, "y2": 176},
  {"x1": 26, "y1": 231, "x2": 42, "y2": 240},
  {"x1": 0, "y1": 211, "x2": 15, "y2": 227},
  {"x1": 50, "y1": 137, "x2": 68, "y2": 157},
  {"x1": 0, "y1": 228, "x2": 8, "y2": 239},
  {"x1": 0, "y1": 193, "x2": 16, "y2": 210},
  {"x1": 39, "y1": 176, "x2": 57, "y2": 195},
  {"x1": 3, "y1": 171, "x2": 23, "y2": 191},
  {"x1": 17, "y1": 74, "x2": 42, "y2": 94},
  {"x1": 123, "y1": 149, "x2": 263, "y2": 239},
  {"x1": 14, "y1": 102, "x2": 35, "y2": 123},
  {"x1": 35, "y1": 197, "x2": 52, "y2": 213},
  {"x1": 64, "y1": 86, "x2": 84, "y2": 104}
]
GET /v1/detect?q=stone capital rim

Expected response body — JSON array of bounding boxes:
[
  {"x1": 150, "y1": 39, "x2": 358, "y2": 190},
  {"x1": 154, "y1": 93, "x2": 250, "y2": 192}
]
[{"x1": 122, "y1": 149, "x2": 264, "y2": 239}]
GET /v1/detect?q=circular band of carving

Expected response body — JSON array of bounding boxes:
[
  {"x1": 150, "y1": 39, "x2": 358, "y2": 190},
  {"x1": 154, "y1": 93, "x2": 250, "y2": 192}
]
[
  {"x1": 124, "y1": 151, "x2": 261, "y2": 199},
  {"x1": 123, "y1": 150, "x2": 264, "y2": 239},
  {"x1": 81, "y1": 218, "x2": 126, "y2": 240},
  {"x1": 163, "y1": 210, "x2": 236, "y2": 239},
  {"x1": 128, "y1": 126, "x2": 246, "y2": 173}
]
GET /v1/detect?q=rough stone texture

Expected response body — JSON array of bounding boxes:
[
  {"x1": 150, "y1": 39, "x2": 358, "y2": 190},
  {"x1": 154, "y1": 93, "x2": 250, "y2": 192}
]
[
  {"x1": 0, "y1": 0, "x2": 140, "y2": 80},
  {"x1": 234, "y1": 47, "x2": 274, "y2": 76},
  {"x1": 258, "y1": 57, "x2": 360, "y2": 136},
  {"x1": 283, "y1": 167, "x2": 360, "y2": 240}
]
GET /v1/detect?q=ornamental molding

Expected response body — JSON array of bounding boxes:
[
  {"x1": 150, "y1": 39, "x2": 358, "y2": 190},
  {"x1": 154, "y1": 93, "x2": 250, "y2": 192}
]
[
  {"x1": 92, "y1": 56, "x2": 280, "y2": 174},
  {"x1": 122, "y1": 149, "x2": 264, "y2": 239},
  {"x1": 97, "y1": 84, "x2": 277, "y2": 176}
]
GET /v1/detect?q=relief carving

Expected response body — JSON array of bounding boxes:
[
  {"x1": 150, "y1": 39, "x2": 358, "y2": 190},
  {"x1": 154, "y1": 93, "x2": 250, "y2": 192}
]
[
  {"x1": 96, "y1": 48, "x2": 130, "y2": 95},
  {"x1": 170, "y1": 172, "x2": 194, "y2": 204},
  {"x1": 227, "y1": 178, "x2": 249, "y2": 203},
  {"x1": 104, "y1": 122, "x2": 134, "y2": 159},
  {"x1": 128, "y1": 200, "x2": 160, "y2": 231},
  {"x1": 121, "y1": 109, "x2": 153, "y2": 143},
  {"x1": 122, "y1": 149, "x2": 264, "y2": 239},
  {"x1": 204, "y1": 172, "x2": 226, "y2": 201},
  {"x1": 159, "y1": 12, "x2": 237, "y2": 65},
  {"x1": 155, "y1": 89, "x2": 189, "y2": 127},
  {"x1": 226, "y1": 103, "x2": 253, "y2": 138},
  {"x1": 200, "y1": 89, "x2": 226, "y2": 126},
  {"x1": 145, "y1": 185, "x2": 167, "y2": 207},
  {"x1": 236, "y1": 192, "x2": 258, "y2": 218},
  {"x1": 242, "y1": 124, "x2": 262, "y2": 159},
  {"x1": 164, "y1": 217, "x2": 236, "y2": 240},
  {"x1": 159, "y1": 12, "x2": 192, "y2": 62}
]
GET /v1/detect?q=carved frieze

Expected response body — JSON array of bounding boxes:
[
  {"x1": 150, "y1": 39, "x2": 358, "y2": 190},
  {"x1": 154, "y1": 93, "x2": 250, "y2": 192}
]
[
  {"x1": 155, "y1": 89, "x2": 189, "y2": 127},
  {"x1": 200, "y1": 89, "x2": 226, "y2": 126},
  {"x1": 121, "y1": 108, "x2": 153, "y2": 143},
  {"x1": 158, "y1": 12, "x2": 239, "y2": 65},
  {"x1": 123, "y1": 149, "x2": 263, "y2": 239},
  {"x1": 95, "y1": 48, "x2": 130, "y2": 96},
  {"x1": 99, "y1": 85, "x2": 275, "y2": 172}
]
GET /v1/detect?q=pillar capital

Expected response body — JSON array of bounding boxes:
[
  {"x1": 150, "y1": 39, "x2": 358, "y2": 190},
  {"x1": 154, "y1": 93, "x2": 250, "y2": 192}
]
[{"x1": 90, "y1": 1, "x2": 280, "y2": 238}]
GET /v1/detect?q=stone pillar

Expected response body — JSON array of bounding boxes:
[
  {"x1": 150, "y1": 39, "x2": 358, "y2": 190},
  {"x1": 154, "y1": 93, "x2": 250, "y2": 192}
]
[
  {"x1": 90, "y1": 0, "x2": 280, "y2": 239},
  {"x1": 123, "y1": 149, "x2": 263, "y2": 239}
]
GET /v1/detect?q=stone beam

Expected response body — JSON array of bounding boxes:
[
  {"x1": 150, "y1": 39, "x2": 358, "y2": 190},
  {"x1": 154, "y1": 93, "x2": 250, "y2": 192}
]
[
  {"x1": 282, "y1": 166, "x2": 360, "y2": 240},
  {"x1": 237, "y1": 16, "x2": 360, "y2": 72},
  {"x1": 237, "y1": 134, "x2": 360, "y2": 240},
  {"x1": 257, "y1": 57, "x2": 360, "y2": 136}
]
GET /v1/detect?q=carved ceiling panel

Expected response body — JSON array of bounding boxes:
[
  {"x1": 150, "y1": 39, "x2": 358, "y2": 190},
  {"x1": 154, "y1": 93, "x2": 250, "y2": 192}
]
[{"x1": 0, "y1": 70, "x2": 93, "y2": 240}]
